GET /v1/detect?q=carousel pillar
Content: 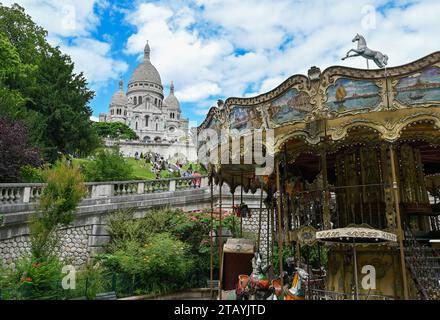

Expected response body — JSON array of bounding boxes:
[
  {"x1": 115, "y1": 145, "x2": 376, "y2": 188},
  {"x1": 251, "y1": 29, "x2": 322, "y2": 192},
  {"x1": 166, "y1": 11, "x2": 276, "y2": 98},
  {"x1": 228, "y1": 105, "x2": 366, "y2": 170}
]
[
  {"x1": 271, "y1": 204, "x2": 275, "y2": 265},
  {"x1": 321, "y1": 149, "x2": 331, "y2": 229},
  {"x1": 283, "y1": 145, "x2": 291, "y2": 241},
  {"x1": 209, "y1": 173, "x2": 214, "y2": 298},
  {"x1": 257, "y1": 182, "x2": 264, "y2": 252},
  {"x1": 240, "y1": 173, "x2": 244, "y2": 237},
  {"x1": 218, "y1": 178, "x2": 223, "y2": 300},
  {"x1": 390, "y1": 145, "x2": 409, "y2": 300},
  {"x1": 231, "y1": 177, "x2": 235, "y2": 236},
  {"x1": 275, "y1": 159, "x2": 285, "y2": 298}
]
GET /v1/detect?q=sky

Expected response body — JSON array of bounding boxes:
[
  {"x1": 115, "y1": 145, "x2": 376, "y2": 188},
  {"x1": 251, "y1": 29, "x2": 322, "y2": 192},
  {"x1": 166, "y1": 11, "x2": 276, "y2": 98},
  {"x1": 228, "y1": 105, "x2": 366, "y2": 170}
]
[{"x1": 3, "y1": 0, "x2": 440, "y2": 125}]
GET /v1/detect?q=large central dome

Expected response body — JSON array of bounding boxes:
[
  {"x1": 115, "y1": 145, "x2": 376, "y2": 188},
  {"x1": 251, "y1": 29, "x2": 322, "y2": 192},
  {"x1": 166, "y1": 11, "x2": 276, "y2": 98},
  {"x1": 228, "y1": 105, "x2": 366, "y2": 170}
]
[{"x1": 128, "y1": 42, "x2": 162, "y2": 86}]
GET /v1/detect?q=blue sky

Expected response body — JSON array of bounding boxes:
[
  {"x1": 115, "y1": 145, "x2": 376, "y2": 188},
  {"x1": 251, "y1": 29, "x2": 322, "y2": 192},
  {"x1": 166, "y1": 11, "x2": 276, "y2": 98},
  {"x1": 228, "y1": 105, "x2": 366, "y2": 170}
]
[{"x1": 4, "y1": 0, "x2": 440, "y2": 126}]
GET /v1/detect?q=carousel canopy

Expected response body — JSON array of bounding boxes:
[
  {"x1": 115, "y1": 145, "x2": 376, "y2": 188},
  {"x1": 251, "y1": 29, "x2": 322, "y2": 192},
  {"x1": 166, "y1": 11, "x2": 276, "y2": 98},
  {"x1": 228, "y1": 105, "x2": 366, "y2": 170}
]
[
  {"x1": 198, "y1": 51, "x2": 440, "y2": 191},
  {"x1": 316, "y1": 227, "x2": 397, "y2": 244}
]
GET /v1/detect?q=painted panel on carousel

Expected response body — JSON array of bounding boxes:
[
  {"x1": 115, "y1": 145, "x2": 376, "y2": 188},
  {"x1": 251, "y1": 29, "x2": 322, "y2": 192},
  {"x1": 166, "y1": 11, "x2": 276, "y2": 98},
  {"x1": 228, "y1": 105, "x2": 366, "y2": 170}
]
[
  {"x1": 326, "y1": 78, "x2": 380, "y2": 113},
  {"x1": 395, "y1": 66, "x2": 440, "y2": 106},
  {"x1": 268, "y1": 89, "x2": 312, "y2": 125},
  {"x1": 229, "y1": 106, "x2": 263, "y2": 131},
  {"x1": 206, "y1": 117, "x2": 222, "y2": 132}
]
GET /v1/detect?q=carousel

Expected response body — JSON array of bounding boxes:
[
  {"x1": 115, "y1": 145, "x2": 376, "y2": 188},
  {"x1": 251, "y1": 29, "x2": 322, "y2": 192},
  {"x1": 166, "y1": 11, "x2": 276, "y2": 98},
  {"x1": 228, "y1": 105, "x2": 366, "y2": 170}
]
[{"x1": 198, "y1": 39, "x2": 440, "y2": 300}]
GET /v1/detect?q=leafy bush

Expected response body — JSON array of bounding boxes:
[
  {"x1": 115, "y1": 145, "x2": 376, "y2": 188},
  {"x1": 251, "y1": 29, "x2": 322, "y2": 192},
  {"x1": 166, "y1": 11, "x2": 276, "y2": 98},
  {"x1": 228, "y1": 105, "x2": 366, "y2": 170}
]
[
  {"x1": 30, "y1": 158, "x2": 86, "y2": 259},
  {"x1": 20, "y1": 164, "x2": 47, "y2": 183},
  {"x1": 1, "y1": 256, "x2": 64, "y2": 300},
  {"x1": 83, "y1": 148, "x2": 133, "y2": 182},
  {"x1": 101, "y1": 208, "x2": 220, "y2": 294},
  {"x1": 99, "y1": 233, "x2": 193, "y2": 294}
]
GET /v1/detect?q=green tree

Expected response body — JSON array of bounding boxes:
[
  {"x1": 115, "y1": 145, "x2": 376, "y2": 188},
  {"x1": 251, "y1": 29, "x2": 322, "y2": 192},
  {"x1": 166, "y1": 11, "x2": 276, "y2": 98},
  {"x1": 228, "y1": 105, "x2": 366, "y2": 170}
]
[
  {"x1": 93, "y1": 122, "x2": 138, "y2": 140},
  {"x1": 0, "y1": 4, "x2": 99, "y2": 161},
  {"x1": 30, "y1": 158, "x2": 86, "y2": 259},
  {"x1": 83, "y1": 148, "x2": 133, "y2": 182}
]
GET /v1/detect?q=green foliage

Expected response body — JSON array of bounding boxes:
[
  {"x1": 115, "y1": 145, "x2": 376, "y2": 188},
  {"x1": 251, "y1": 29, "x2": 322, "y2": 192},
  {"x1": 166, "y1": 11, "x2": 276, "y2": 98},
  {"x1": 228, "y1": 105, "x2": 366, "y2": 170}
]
[
  {"x1": 83, "y1": 148, "x2": 133, "y2": 182},
  {"x1": 100, "y1": 208, "x2": 218, "y2": 295},
  {"x1": 0, "y1": 3, "x2": 100, "y2": 161},
  {"x1": 93, "y1": 122, "x2": 138, "y2": 140},
  {"x1": 99, "y1": 233, "x2": 193, "y2": 294},
  {"x1": 0, "y1": 256, "x2": 64, "y2": 300},
  {"x1": 20, "y1": 164, "x2": 47, "y2": 183},
  {"x1": 30, "y1": 158, "x2": 86, "y2": 259},
  {"x1": 181, "y1": 162, "x2": 207, "y2": 174}
]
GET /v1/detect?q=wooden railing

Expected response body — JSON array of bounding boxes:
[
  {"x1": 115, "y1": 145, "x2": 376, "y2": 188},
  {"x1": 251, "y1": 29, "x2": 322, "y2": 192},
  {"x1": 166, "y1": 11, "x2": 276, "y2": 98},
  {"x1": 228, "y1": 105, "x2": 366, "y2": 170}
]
[{"x1": 0, "y1": 176, "x2": 208, "y2": 205}]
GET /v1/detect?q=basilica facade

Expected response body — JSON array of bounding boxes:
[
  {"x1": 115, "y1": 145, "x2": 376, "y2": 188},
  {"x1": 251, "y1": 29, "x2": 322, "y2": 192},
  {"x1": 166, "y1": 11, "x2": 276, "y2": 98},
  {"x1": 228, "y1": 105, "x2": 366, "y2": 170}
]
[{"x1": 99, "y1": 42, "x2": 189, "y2": 144}]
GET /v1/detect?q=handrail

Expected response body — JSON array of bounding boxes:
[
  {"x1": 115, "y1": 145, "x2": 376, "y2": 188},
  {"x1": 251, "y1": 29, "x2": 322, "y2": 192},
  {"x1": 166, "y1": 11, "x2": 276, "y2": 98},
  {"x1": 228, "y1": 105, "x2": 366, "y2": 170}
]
[
  {"x1": 0, "y1": 176, "x2": 209, "y2": 205},
  {"x1": 0, "y1": 175, "x2": 208, "y2": 188}
]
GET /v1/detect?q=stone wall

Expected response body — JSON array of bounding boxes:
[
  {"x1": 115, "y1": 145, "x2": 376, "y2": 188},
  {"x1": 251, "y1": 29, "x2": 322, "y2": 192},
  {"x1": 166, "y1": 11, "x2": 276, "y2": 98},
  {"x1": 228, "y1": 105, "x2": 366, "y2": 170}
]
[
  {"x1": 0, "y1": 183, "x2": 267, "y2": 270},
  {"x1": 0, "y1": 225, "x2": 92, "y2": 269},
  {"x1": 242, "y1": 209, "x2": 271, "y2": 262}
]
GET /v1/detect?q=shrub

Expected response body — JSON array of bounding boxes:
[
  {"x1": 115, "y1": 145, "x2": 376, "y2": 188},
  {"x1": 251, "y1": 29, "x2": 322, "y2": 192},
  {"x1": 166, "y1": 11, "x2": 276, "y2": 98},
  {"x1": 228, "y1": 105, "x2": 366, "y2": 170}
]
[
  {"x1": 102, "y1": 208, "x2": 218, "y2": 293},
  {"x1": 99, "y1": 233, "x2": 193, "y2": 294},
  {"x1": 83, "y1": 147, "x2": 133, "y2": 182},
  {"x1": 3, "y1": 256, "x2": 64, "y2": 300},
  {"x1": 30, "y1": 158, "x2": 86, "y2": 259},
  {"x1": 20, "y1": 164, "x2": 47, "y2": 183}
]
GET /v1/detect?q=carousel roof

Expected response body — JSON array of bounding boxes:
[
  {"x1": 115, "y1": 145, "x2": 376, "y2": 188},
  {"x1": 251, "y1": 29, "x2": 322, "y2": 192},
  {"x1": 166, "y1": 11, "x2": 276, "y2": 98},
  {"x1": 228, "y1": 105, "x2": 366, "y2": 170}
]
[{"x1": 199, "y1": 51, "x2": 440, "y2": 190}]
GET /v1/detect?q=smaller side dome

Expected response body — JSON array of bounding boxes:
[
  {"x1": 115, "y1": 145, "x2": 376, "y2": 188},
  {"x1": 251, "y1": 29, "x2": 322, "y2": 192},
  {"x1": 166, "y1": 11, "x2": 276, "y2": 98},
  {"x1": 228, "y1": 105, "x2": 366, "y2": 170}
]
[
  {"x1": 111, "y1": 79, "x2": 128, "y2": 106},
  {"x1": 163, "y1": 81, "x2": 180, "y2": 110}
]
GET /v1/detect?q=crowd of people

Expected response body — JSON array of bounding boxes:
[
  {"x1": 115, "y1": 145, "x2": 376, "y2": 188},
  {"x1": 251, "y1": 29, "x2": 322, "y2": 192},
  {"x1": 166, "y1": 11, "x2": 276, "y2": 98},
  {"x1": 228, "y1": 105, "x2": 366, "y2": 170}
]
[{"x1": 133, "y1": 151, "x2": 201, "y2": 179}]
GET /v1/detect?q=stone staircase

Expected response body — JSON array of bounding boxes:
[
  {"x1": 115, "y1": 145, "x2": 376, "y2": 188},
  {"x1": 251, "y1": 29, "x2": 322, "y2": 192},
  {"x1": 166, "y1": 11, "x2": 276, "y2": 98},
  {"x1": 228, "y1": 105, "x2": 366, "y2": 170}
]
[{"x1": 403, "y1": 223, "x2": 440, "y2": 300}]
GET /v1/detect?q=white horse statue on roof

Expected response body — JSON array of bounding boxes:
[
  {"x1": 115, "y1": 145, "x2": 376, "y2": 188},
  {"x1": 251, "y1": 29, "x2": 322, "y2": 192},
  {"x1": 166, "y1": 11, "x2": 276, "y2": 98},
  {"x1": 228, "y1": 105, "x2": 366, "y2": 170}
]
[{"x1": 342, "y1": 34, "x2": 388, "y2": 68}]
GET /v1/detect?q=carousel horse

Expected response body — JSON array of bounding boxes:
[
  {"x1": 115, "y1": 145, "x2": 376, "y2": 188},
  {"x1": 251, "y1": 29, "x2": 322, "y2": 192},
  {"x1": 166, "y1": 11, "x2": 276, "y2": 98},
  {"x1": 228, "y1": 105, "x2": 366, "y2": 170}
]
[
  {"x1": 268, "y1": 267, "x2": 309, "y2": 300},
  {"x1": 236, "y1": 252, "x2": 271, "y2": 300}
]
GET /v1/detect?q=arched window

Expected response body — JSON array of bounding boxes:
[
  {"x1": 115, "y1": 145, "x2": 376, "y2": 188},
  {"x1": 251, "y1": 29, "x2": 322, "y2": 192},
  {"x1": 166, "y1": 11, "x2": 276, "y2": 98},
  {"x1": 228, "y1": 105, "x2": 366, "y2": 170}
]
[
  {"x1": 145, "y1": 115, "x2": 149, "y2": 127},
  {"x1": 156, "y1": 123, "x2": 158, "y2": 131},
  {"x1": 139, "y1": 96, "x2": 143, "y2": 104},
  {"x1": 135, "y1": 122, "x2": 138, "y2": 130},
  {"x1": 134, "y1": 96, "x2": 137, "y2": 105},
  {"x1": 111, "y1": 109, "x2": 114, "y2": 115},
  {"x1": 124, "y1": 110, "x2": 127, "y2": 116}
]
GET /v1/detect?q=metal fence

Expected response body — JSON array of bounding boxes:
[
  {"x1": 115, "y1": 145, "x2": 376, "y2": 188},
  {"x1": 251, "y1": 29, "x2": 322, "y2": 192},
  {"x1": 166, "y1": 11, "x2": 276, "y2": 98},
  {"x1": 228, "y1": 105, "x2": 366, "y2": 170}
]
[{"x1": 0, "y1": 272, "x2": 210, "y2": 300}]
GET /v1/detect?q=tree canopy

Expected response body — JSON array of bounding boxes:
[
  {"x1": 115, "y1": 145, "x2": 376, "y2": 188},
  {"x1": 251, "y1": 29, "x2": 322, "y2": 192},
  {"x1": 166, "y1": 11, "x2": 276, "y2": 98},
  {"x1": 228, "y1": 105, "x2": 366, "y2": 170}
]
[
  {"x1": 93, "y1": 121, "x2": 139, "y2": 141},
  {"x1": 0, "y1": 116, "x2": 42, "y2": 182},
  {"x1": 0, "y1": 3, "x2": 99, "y2": 162}
]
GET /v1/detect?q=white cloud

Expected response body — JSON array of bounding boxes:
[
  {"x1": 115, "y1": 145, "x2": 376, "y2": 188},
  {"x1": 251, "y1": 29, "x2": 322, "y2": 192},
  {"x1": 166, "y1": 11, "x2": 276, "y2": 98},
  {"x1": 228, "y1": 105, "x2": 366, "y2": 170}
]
[
  {"x1": 123, "y1": 0, "x2": 440, "y2": 115},
  {"x1": 3, "y1": 0, "x2": 127, "y2": 88},
  {"x1": 59, "y1": 38, "x2": 128, "y2": 87},
  {"x1": 6, "y1": 0, "x2": 440, "y2": 121}
]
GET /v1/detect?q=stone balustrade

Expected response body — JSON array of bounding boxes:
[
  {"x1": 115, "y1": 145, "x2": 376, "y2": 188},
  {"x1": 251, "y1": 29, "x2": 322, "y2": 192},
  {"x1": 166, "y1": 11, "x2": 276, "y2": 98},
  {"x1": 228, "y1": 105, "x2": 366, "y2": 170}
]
[{"x1": 0, "y1": 176, "x2": 208, "y2": 205}]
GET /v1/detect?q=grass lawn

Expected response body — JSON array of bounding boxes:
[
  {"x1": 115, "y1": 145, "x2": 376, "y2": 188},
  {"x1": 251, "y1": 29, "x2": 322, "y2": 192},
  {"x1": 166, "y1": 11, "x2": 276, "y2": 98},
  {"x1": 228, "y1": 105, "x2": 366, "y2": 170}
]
[
  {"x1": 125, "y1": 158, "x2": 156, "y2": 180},
  {"x1": 73, "y1": 157, "x2": 156, "y2": 180},
  {"x1": 73, "y1": 157, "x2": 204, "y2": 181}
]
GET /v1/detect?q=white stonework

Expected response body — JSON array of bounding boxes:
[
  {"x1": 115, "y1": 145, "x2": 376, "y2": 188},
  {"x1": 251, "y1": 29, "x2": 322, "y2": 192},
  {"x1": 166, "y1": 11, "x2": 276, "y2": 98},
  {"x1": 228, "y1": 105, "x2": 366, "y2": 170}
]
[{"x1": 99, "y1": 42, "x2": 197, "y2": 161}]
